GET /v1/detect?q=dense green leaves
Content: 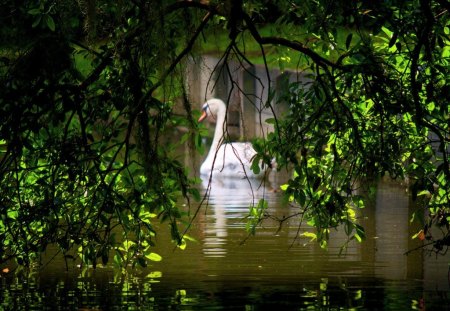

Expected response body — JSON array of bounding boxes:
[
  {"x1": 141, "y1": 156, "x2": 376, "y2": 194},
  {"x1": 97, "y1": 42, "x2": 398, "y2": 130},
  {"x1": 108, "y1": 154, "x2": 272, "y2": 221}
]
[
  {"x1": 0, "y1": 0, "x2": 449, "y2": 270},
  {"x1": 0, "y1": 0, "x2": 205, "y2": 269},
  {"x1": 255, "y1": 0, "x2": 449, "y2": 252}
]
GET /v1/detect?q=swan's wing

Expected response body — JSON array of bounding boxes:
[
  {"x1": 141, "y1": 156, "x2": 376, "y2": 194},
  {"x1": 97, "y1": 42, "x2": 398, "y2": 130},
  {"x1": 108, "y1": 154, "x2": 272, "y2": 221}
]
[
  {"x1": 226, "y1": 142, "x2": 256, "y2": 165},
  {"x1": 210, "y1": 142, "x2": 255, "y2": 172},
  {"x1": 236, "y1": 143, "x2": 256, "y2": 165},
  {"x1": 202, "y1": 142, "x2": 264, "y2": 178},
  {"x1": 243, "y1": 142, "x2": 257, "y2": 163}
]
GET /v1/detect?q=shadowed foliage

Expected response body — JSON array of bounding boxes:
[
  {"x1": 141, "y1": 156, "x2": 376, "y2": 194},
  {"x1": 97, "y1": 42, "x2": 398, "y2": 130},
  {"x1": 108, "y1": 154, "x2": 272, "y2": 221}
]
[{"x1": 0, "y1": 0, "x2": 448, "y2": 270}]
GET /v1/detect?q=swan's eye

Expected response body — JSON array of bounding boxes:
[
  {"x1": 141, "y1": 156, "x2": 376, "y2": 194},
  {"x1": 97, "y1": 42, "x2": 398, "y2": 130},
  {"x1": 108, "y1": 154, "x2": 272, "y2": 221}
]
[{"x1": 202, "y1": 104, "x2": 209, "y2": 112}]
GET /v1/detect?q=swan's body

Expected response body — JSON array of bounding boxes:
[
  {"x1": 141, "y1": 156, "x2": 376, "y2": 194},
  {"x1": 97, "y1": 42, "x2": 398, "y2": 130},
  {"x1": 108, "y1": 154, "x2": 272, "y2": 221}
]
[{"x1": 198, "y1": 98, "x2": 266, "y2": 179}]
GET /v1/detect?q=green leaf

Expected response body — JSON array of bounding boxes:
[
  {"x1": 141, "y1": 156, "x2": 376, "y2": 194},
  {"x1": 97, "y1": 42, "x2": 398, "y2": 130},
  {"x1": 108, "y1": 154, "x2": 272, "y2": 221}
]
[
  {"x1": 354, "y1": 224, "x2": 366, "y2": 242},
  {"x1": 344, "y1": 221, "x2": 354, "y2": 236},
  {"x1": 32, "y1": 15, "x2": 42, "y2": 28},
  {"x1": 295, "y1": 189, "x2": 306, "y2": 207},
  {"x1": 178, "y1": 239, "x2": 187, "y2": 250},
  {"x1": 265, "y1": 118, "x2": 275, "y2": 124},
  {"x1": 28, "y1": 8, "x2": 42, "y2": 15},
  {"x1": 45, "y1": 15, "x2": 55, "y2": 31},
  {"x1": 258, "y1": 198, "x2": 268, "y2": 210},
  {"x1": 417, "y1": 190, "x2": 431, "y2": 197},
  {"x1": 114, "y1": 252, "x2": 122, "y2": 267},
  {"x1": 381, "y1": 26, "x2": 393, "y2": 38},
  {"x1": 146, "y1": 271, "x2": 162, "y2": 279},
  {"x1": 7, "y1": 210, "x2": 18, "y2": 220},
  {"x1": 195, "y1": 133, "x2": 204, "y2": 155},
  {"x1": 189, "y1": 188, "x2": 201, "y2": 201},
  {"x1": 301, "y1": 231, "x2": 317, "y2": 242},
  {"x1": 251, "y1": 157, "x2": 261, "y2": 175},
  {"x1": 145, "y1": 252, "x2": 162, "y2": 262},
  {"x1": 411, "y1": 230, "x2": 424, "y2": 240}
]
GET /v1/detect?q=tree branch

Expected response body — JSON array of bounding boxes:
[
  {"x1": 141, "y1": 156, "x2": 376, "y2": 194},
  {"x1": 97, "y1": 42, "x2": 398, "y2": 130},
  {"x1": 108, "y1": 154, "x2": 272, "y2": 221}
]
[
  {"x1": 142, "y1": 11, "x2": 214, "y2": 109},
  {"x1": 164, "y1": 0, "x2": 218, "y2": 15},
  {"x1": 242, "y1": 12, "x2": 344, "y2": 71}
]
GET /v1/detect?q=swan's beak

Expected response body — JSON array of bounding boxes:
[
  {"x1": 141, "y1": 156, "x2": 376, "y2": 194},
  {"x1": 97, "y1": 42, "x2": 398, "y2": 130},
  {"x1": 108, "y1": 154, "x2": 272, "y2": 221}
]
[{"x1": 198, "y1": 110, "x2": 208, "y2": 122}]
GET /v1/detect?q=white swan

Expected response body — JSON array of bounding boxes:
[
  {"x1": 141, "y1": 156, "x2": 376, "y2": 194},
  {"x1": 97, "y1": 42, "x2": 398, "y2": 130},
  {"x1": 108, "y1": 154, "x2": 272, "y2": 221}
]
[{"x1": 198, "y1": 98, "x2": 268, "y2": 179}]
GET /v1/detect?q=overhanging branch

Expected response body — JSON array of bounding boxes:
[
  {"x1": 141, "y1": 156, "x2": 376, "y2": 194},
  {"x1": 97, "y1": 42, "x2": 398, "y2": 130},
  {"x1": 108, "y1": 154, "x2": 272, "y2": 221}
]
[
  {"x1": 147, "y1": 11, "x2": 214, "y2": 98},
  {"x1": 242, "y1": 12, "x2": 344, "y2": 71}
]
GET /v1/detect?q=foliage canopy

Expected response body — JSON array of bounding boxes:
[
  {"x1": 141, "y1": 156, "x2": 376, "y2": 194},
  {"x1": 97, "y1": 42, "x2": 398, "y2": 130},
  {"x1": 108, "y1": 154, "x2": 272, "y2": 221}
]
[{"x1": 0, "y1": 0, "x2": 449, "y2": 269}]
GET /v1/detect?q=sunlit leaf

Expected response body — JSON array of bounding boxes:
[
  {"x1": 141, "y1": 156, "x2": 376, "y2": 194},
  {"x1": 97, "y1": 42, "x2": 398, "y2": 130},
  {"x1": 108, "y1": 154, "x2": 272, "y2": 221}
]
[
  {"x1": 145, "y1": 252, "x2": 162, "y2": 262},
  {"x1": 178, "y1": 239, "x2": 187, "y2": 250},
  {"x1": 146, "y1": 271, "x2": 163, "y2": 278},
  {"x1": 301, "y1": 231, "x2": 317, "y2": 242},
  {"x1": 412, "y1": 230, "x2": 425, "y2": 241},
  {"x1": 380, "y1": 26, "x2": 393, "y2": 38}
]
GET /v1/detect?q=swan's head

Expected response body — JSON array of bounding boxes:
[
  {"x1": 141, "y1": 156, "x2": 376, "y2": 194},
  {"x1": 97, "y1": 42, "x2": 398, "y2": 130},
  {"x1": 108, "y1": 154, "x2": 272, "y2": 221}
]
[{"x1": 198, "y1": 98, "x2": 226, "y2": 123}]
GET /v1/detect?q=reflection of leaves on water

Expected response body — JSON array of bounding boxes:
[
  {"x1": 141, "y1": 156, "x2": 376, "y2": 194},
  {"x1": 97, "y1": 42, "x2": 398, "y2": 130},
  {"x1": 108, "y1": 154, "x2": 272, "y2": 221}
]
[{"x1": 173, "y1": 289, "x2": 199, "y2": 306}]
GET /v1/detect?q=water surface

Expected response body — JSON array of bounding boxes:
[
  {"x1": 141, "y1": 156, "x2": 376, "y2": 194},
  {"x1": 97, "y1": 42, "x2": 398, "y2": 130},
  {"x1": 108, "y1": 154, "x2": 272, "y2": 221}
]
[{"x1": 1, "y1": 177, "x2": 449, "y2": 310}]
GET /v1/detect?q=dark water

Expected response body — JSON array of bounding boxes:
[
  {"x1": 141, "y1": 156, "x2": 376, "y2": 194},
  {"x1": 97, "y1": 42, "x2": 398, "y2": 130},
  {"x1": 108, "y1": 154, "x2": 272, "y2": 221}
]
[{"x1": 1, "y1": 177, "x2": 449, "y2": 310}]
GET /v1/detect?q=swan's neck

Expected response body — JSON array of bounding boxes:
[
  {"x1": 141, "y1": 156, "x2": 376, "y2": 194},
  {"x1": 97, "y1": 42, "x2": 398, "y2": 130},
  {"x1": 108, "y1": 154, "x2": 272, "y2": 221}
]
[{"x1": 207, "y1": 107, "x2": 226, "y2": 160}]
